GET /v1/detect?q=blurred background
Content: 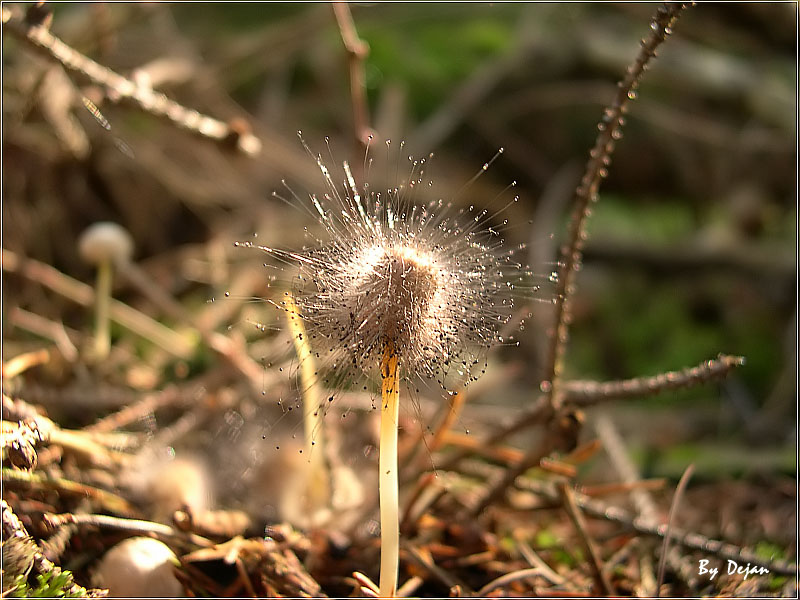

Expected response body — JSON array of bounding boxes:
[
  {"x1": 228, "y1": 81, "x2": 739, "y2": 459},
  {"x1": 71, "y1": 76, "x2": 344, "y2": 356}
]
[{"x1": 3, "y1": 1, "x2": 796, "y2": 581}]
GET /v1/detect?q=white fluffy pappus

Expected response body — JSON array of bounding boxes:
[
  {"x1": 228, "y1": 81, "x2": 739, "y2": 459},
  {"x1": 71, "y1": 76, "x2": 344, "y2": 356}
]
[{"x1": 239, "y1": 135, "x2": 533, "y2": 397}]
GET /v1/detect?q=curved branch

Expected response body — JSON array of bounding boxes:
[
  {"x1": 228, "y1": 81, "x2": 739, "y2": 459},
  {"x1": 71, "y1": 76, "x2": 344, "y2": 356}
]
[{"x1": 2, "y1": 5, "x2": 261, "y2": 156}]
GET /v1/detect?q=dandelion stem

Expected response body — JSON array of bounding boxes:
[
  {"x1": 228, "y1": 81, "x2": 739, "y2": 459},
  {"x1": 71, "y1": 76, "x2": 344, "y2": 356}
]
[
  {"x1": 379, "y1": 340, "x2": 400, "y2": 598},
  {"x1": 285, "y1": 294, "x2": 329, "y2": 518}
]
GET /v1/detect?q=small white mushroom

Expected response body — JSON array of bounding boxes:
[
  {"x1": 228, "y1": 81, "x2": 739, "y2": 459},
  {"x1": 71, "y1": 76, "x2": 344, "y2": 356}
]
[
  {"x1": 78, "y1": 222, "x2": 134, "y2": 361},
  {"x1": 93, "y1": 537, "x2": 183, "y2": 598}
]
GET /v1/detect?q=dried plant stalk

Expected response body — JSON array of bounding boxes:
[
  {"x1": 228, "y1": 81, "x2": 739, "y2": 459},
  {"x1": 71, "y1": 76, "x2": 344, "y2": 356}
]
[
  {"x1": 332, "y1": 2, "x2": 373, "y2": 155},
  {"x1": 545, "y1": 2, "x2": 690, "y2": 402},
  {"x1": 563, "y1": 354, "x2": 746, "y2": 405},
  {"x1": 469, "y1": 3, "x2": 691, "y2": 514},
  {"x1": 284, "y1": 293, "x2": 330, "y2": 519}
]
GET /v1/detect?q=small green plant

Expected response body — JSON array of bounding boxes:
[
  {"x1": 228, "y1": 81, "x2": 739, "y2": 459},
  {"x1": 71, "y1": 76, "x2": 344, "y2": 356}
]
[{"x1": 7, "y1": 570, "x2": 86, "y2": 599}]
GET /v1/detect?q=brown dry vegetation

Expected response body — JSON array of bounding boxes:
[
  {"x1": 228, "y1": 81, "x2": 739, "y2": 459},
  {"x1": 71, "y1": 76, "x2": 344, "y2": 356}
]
[{"x1": 2, "y1": 3, "x2": 797, "y2": 598}]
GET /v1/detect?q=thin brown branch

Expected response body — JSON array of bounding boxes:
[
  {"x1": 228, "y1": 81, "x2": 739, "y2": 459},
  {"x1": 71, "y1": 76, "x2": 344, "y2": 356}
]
[
  {"x1": 513, "y1": 532, "x2": 566, "y2": 586},
  {"x1": 452, "y1": 352, "x2": 743, "y2": 475},
  {"x1": 656, "y1": 463, "x2": 695, "y2": 598},
  {"x1": 1, "y1": 348, "x2": 51, "y2": 379},
  {"x1": 595, "y1": 414, "x2": 659, "y2": 526},
  {"x1": 43, "y1": 512, "x2": 213, "y2": 548},
  {"x1": 2, "y1": 5, "x2": 261, "y2": 155},
  {"x1": 594, "y1": 412, "x2": 683, "y2": 593},
  {"x1": 467, "y1": 410, "x2": 581, "y2": 517},
  {"x1": 564, "y1": 354, "x2": 746, "y2": 405},
  {"x1": 434, "y1": 394, "x2": 550, "y2": 474},
  {"x1": 2, "y1": 394, "x2": 45, "y2": 422},
  {"x1": 544, "y1": 3, "x2": 690, "y2": 403},
  {"x1": 474, "y1": 567, "x2": 542, "y2": 597},
  {"x1": 578, "y1": 478, "x2": 667, "y2": 498},
  {"x1": 403, "y1": 542, "x2": 472, "y2": 595},
  {"x1": 332, "y1": 2, "x2": 374, "y2": 157},
  {"x1": 557, "y1": 481, "x2": 614, "y2": 595},
  {"x1": 7, "y1": 308, "x2": 80, "y2": 363}
]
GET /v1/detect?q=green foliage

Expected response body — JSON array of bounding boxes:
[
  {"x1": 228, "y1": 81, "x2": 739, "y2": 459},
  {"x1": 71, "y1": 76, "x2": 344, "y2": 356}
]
[
  {"x1": 585, "y1": 195, "x2": 696, "y2": 244},
  {"x1": 361, "y1": 7, "x2": 516, "y2": 116},
  {"x1": 753, "y1": 542, "x2": 790, "y2": 591},
  {"x1": 7, "y1": 570, "x2": 85, "y2": 599}
]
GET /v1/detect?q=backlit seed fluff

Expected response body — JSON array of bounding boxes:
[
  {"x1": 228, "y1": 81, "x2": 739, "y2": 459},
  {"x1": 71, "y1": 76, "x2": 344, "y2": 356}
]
[{"x1": 248, "y1": 140, "x2": 523, "y2": 390}]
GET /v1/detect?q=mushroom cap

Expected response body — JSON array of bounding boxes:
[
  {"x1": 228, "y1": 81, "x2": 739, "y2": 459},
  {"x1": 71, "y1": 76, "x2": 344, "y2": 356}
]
[
  {"x1": 78, "y1": 222, "x2": 134, "y2": 265},
  {"x1": 93, "y1": 537, "x2": 183, "y2": 597}
]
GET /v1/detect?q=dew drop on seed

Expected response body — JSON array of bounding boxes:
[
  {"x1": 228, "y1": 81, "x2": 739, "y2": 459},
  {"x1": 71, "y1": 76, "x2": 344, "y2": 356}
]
[{"x1": 540, "y1": 380, "x2": 552, "y2": 393}]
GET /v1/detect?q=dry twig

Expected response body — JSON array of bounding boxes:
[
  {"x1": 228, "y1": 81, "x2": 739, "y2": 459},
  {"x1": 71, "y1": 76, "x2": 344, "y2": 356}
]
[
  {"x1": 331, "y1": 2, "x2": 373, "y2": 156},
  {"x1": 43, "y1": 512, "x2": 213, "y2": 548},
  {"x1": 543, "y1": 2, "x2": 690, "y2": 401},
  {"x1": 564, "y1": 355, "x2": 745, "y2": 405},
  {"x1": 2, "y1": 4, "x2": 261, "y2": 155},
  {"x1": 474, "y1": 567, "x2": 542, "y2": 597},
  {"x1": 655, "y1": 463, "x2": 695, "y2": 597},
  {"x1": 557, "y1": 481, "x2": 615, "y2": 595}
]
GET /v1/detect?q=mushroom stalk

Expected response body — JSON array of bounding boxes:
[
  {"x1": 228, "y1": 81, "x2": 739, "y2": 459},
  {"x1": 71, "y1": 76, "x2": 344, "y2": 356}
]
[
  {"x1": 94, "y1": 256, "x2": 113, "y2": 360},
  {"x1": 379, "y1": 340, "x2": 400, "y2": 598},
  {"x1": 79, "y1": 222, "x2": 133, "y2": 362}
]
